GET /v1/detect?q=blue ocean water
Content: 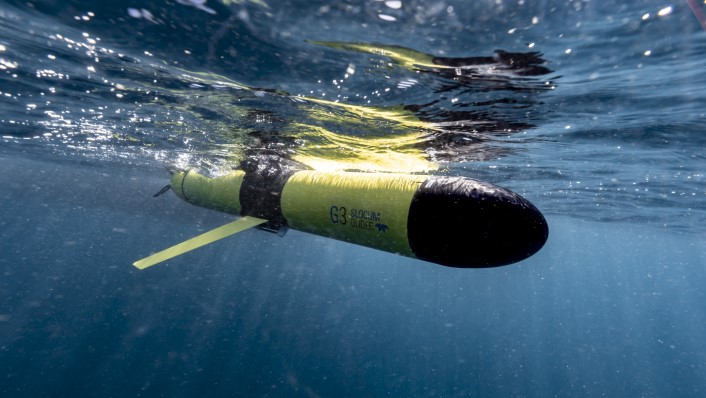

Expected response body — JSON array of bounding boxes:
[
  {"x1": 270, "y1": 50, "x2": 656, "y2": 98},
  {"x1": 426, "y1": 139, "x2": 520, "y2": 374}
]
[{"x1": 1, "y1": 0, "x2": 705, "y2": 397}]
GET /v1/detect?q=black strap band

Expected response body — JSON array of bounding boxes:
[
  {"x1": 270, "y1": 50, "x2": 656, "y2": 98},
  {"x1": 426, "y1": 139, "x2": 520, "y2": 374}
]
[{"x1": 239, "y1": 155, "x2": 306, "y2": 230}]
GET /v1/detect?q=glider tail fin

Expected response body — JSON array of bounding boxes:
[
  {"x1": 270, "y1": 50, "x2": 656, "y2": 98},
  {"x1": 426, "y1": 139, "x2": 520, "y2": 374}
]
[{"x1": 133, "y1": 216, "x2": 268, "y2": 270}]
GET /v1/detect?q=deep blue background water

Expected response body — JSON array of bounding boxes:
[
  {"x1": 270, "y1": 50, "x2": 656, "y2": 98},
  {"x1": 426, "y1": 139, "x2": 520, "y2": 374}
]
[{"x1": 1, "y1": 1, "x2": 706, "y2": 397}]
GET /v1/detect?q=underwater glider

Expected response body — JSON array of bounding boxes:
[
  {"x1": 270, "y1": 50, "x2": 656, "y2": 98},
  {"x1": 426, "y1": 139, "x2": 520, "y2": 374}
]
[{"x1": 134, "y1": 157, "x2": 548, "y2": 269}]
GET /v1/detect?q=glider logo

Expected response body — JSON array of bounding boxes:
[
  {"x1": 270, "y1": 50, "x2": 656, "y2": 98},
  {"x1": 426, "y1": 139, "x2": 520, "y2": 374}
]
[
  {"x1": 375, "y1": 223, "x2": 389, "y2": 232},
  {"x1": 330, "y1": 205, "x2": 387, "y2": 233},
  {"x1": 329, "y1": 205, "x2": 347, "y2": 225}
]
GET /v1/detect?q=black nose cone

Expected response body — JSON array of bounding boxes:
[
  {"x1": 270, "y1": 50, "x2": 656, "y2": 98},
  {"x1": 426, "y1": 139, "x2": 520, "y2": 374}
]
[{"x1": 407, "y1": 177, "x2": 549, "y2": 268}]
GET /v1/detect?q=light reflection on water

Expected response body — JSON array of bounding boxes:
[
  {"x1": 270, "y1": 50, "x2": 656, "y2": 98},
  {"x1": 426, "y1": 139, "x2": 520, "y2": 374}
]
[{"x1": 0, "y1": 0, "x2": 705, "y2": 231}]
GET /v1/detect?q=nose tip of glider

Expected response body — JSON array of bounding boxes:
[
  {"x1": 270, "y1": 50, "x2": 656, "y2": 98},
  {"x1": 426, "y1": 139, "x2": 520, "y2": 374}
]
[{"x1": 407, "y1": 177, "x2": 549, "y2": 268}]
